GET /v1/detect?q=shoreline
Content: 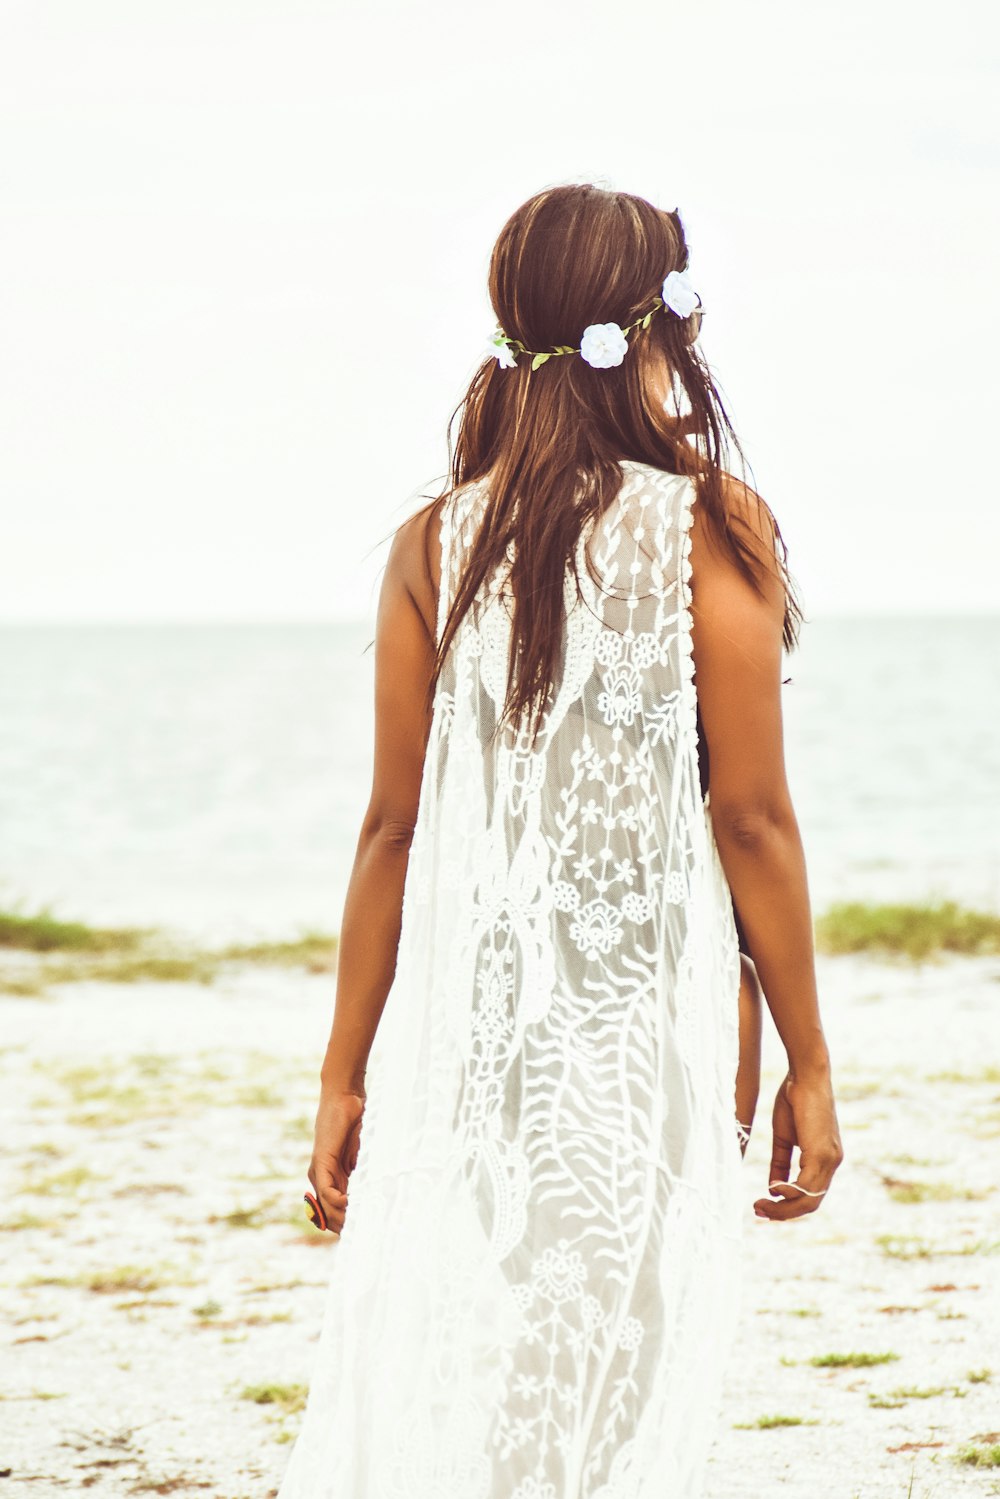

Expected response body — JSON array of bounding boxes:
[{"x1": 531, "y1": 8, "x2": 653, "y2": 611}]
[{"x1": 3, "y1": 898, "x2": 999, "y2": 1004}]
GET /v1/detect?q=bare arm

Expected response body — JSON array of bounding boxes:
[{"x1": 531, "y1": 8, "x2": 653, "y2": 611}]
[
  {"x1": 307, "y1": 505, "x2": 439, "y2": 1231},
  {"x1": 690, "y1": 479, "x2": 843, "y2": 1218},
  {"x1": 320, "y1": 509, "x2": 438, "y2": 1091}
]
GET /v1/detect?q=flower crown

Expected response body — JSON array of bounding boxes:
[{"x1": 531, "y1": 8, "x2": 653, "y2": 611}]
[{"x1": 487, "y1": 270, "x2": 702, "y2": 372}]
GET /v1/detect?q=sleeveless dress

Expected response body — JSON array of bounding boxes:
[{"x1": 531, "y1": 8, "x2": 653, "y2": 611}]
[{"x1": 277, "y1": 459, "x2": 745, "y2": 1499}]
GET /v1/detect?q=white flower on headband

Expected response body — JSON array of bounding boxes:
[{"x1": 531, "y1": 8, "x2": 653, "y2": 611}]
[
  {"x1": 488, "y1": 330, "x2": 518, "y2": 369},
  {"x1": 661, "y1": 270, "x2": 701, "y2": 319},
  {"x1": 580, "y1": 322, "x2": 628, "y2": 369}
]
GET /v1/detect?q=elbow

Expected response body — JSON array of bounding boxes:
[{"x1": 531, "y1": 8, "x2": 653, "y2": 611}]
[
  {"x1": 711, "y1": 798, "x2": 793, "y2": 854},
  {"x1": 361, "y1": 813, "x2": 417, "y2": 854}
]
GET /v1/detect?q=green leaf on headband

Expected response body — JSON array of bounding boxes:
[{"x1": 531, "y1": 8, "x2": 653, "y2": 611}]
[
  {"x1": 531, "y1": 352, "x2": 552, "y2": 370},
  {"x1": 554, "y1": 345, "x2": 575, "y2": 355}
]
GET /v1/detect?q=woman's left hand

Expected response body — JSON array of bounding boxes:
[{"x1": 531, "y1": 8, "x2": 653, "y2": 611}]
[{"x1": 308, "y1": 1086, "x2": 366, "y2": 1234}]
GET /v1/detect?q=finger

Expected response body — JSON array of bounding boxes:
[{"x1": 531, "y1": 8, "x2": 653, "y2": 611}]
[
  {"x1": 758, "y1": 1097, "x2": 795, "y2": 1209},
  {"x1": 323, "y1": 1154, "x2": 349, "y2": 1194},
  {"x1": 308, "y1": 1158, "x2": 349, "y2": 1231},
  {"x1": 754, "y1": 1188, "x2": 823, "y2": 1221},
  {"x1": 767, "y1": 1081, "x2": 796, "y2": 1183},
  {"x1": 319, "y1": 1196, "x2": 347, "y2": 1234},
  {"x1": 755, "y1": 1155, "x2": 837, "y2": 1220},
  {"x1": 767, "y1": 1129, "x2": 795, "y2": 1192},
  {"x1": 310, "y1": 1157, "x2": 349, "y2": 1200},
  {"x1": 343, "y1": 1117, "x2": 364, "y2": 1176},
  {"x1": 318, "y1": 1181, "x2": 347, "y2": 1209},
  {"x1": 755, "y1": 1172, "x2": 825, "y2": 1218},
  {"x1": 767, "y1": 1179, "x2": 827, "y2": 1200},
  {"x1": 316, "y1": 1153, "x2": 350, "y2": 1196},
  {"x1": 315, "y1": 1178, "x2": 349, "y2": 1234},
  {"x1": 311, "y1": 1189, "x2": 346, "y2": 1234}
]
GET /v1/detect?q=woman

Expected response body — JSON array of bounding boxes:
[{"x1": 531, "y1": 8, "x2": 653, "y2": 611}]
[{"x1": 279, "y1": 183, "x2": 843, "y2": 1499}]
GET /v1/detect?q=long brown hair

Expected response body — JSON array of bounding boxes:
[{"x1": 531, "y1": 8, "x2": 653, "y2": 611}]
[{"x1": 424, "y1": 183, "x2": 800, "y2": 743}]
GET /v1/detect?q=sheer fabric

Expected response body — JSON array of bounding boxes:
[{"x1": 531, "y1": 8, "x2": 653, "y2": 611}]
[{"x1": 278, "y1": 460, "x2": 745, "y2": 1499}]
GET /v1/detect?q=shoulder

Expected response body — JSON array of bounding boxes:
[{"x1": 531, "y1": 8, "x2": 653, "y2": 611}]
[
  {"x1": 690, "y1": 469, "x2": 785, "y2": 616},
  {"x1": 715, "y1": 471, "x2": 781, "y2": 555},
  {"x1": 383, "y1": 495, "x2": 447, "y2": 640},
  {"x1": 631, "y1": 461, "x2": 775, "y2": 541}
]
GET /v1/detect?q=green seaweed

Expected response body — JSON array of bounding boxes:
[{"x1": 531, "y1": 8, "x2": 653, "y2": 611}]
[
  {"x1": 0, "y1": 907, "x2": 148, "y2": 953},
  {"x1": 0, "y1": 902, "x2": 338, "y2": 986},
  {"x1": 880, "y1": 1177, "x2": 992, "y2": 1205},
  {"x1": 217, "y1": 933, "x2": 337, "y2": 971},
  {"x1": 810, "y1": 1351, "x2": 899, "y2": 1369},
  {"x1": 954, "y1": 1444, "x2": 1000, "y2": 1468},
  {"x1": 192, "y1": 1299, "x2": 224, "y2": 1321},
  {"x1": 815, "y1": 901, "x2": 1000, "y2": 960},
  {"x1": 733, "y1": 1413, "x2": 816, "y2": 1429},
  {"x1": 240, "y1": 1382, "x2": 308, "y2": 1415},
  {"x1": 83, "y1": 1265, "x2": 193, "y2": 1295},
  {"x1": 879, "y1": 1233, "x2": 1000, "y2": 1259}
]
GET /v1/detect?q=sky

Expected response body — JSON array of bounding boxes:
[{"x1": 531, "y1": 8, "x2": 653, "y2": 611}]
[{"x1": 1, "y1": 0, "x2": 997, "y2": 622}]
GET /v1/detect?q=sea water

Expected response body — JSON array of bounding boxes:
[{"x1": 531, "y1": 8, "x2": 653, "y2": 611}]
[{"x1": 1, "y1": 617, "x2": 998, "y2": 942}]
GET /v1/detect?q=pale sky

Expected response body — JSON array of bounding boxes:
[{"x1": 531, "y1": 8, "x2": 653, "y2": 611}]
[{"x1": 1, "y1": 0, "x2": 996, "y2": 621}]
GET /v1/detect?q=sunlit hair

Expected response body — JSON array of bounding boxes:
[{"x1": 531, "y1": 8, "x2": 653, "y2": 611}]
[{"x1": 422, "y1": 182, "x2": 801, "y2": 744}]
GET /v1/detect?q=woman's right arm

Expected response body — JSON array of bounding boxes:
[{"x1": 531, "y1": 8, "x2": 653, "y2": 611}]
[{"x1": 689, "y1": 478, "x2": 843, "y2": 1221}]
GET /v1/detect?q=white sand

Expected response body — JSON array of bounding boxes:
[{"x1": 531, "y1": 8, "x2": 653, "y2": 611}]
[{"x1": 2, "y1": 953, "x2": 999, "y2": 1497}]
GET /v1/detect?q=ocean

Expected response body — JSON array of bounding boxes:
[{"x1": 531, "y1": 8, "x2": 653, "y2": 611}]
[{"x1": 1, "y1": 617, "x2": 998, "y2": 942}]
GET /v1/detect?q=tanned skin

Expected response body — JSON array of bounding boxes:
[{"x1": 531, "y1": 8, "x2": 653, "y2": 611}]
[
  {"x1": 689, "y1": 482, "x2": 842, "y2": 1218},
  {"x1": 308, "y1": 481, "x2": 842, "y2": 1234},
  {"x1": 735, "y1": 955, "x2": 763, "y2": 1146},
  {"x1": 307, "y1": 506, "x2": 442, "y2": 1235}
]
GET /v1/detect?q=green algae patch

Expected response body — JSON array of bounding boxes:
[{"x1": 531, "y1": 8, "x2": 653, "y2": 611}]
[
  {"x1": 810, "y1": 1351, "x2": 899, "y2": 1369},
  {"x1": 0, "y1": 908, "x2": 148, "y2": 954},
  {"x1": 0, "y1": 901, "x2": 339, "y2": 992},
  {"x1": 955, "y1": 1444, "x2": 1000, "y2": 1468},
  {"x1": 815, "y1": 901, "x2": 1000, "y2": 960},
  {"x1": 240, "y1": 1382, "x2": 308, "y2": 1415}
]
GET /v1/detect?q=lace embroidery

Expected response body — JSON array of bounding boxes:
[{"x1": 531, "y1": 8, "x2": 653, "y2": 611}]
[{"x1": 276, "y1": 461, "x2": 745, "y2": 1499}]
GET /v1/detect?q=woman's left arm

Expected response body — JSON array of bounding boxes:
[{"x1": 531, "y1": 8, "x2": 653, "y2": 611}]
[{"x1": 308, "y1": 507, "x2": 439, "y2": 1232}]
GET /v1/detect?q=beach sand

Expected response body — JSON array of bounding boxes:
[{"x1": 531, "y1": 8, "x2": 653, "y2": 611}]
[{"x1": 3, "y1": 952, "x2": 999, "y2": 1498}]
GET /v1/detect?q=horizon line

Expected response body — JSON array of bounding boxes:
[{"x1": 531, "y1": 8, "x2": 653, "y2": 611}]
[{"x1": 1, "y1": 609, "x2": 999, "y2": 629}]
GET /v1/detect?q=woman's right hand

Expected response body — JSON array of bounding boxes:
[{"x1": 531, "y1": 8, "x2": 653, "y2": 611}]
[
  {"x1": 308, "y1": 1086, "x2": 366, "y2": 1235},
  {"x1": 754, "y1": 1068, "x2": 843, "y2": 1221}
]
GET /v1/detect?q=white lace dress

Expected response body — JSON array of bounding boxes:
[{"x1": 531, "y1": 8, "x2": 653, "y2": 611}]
[{"x1": 277, "y1": 459, "x2": 745, "y2": 1499}]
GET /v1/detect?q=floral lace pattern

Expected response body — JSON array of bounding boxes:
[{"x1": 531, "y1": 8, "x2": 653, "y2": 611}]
[{"x1": 277, "y1": 461, "x2": 745, "y2": 1499}]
